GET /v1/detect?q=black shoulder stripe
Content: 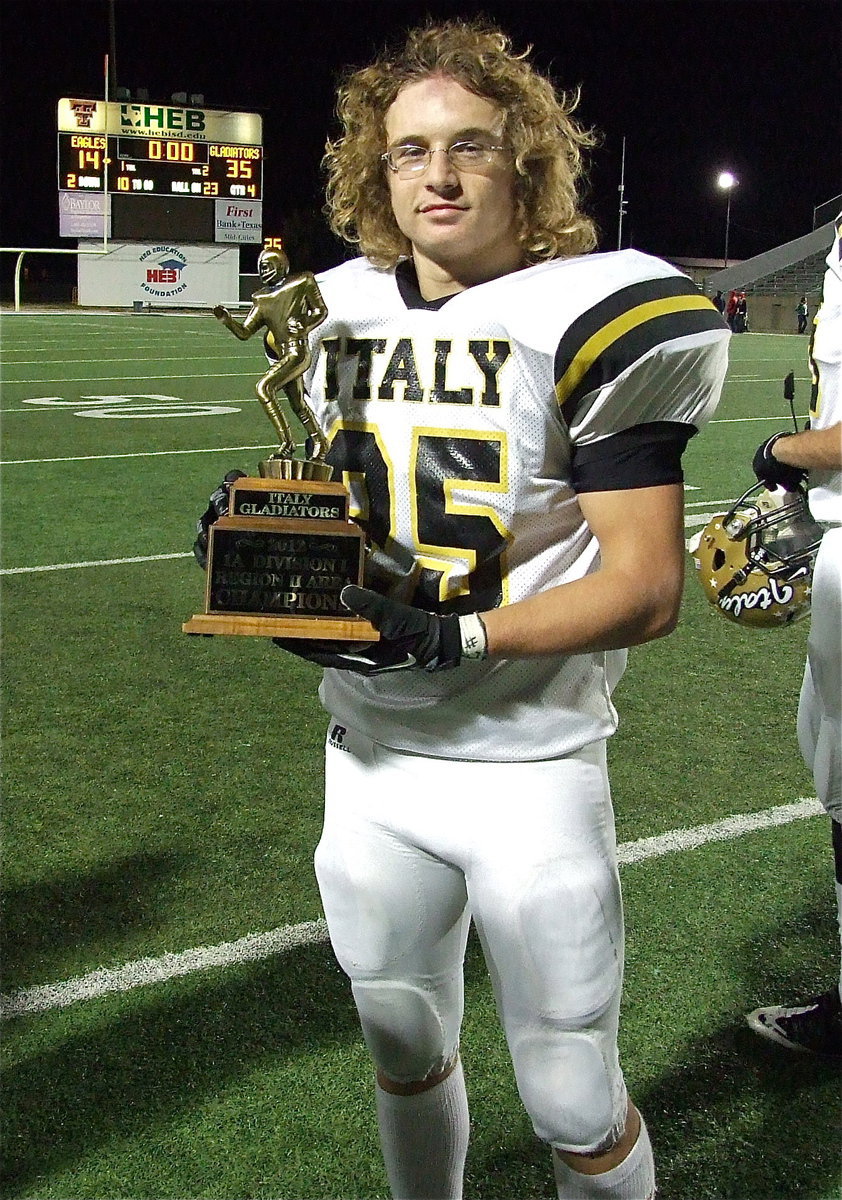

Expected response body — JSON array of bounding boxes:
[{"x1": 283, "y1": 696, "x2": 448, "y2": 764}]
[
  {"x1": 554, "y1": 276, "x2": 727, "y2": 425},
  {"x1": 571, "y1": 421, "x2": 695, "y2": 492}
]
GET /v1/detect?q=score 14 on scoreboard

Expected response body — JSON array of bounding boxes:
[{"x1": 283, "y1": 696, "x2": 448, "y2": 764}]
[{"x1": 57, "y1": 98, "x2": 263, "y2": 200}]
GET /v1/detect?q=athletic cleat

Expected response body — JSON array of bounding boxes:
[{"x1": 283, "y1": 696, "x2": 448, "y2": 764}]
[{"x1": 746, "y1": 988, "x2": 842, "y2": 1058}]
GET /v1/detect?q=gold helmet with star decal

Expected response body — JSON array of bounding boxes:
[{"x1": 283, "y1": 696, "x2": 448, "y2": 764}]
[{"x1": 690, "y1": 482, "x2": 823, "y2": 628}]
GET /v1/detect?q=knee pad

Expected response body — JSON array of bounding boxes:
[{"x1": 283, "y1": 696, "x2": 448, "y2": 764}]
[
  {"x1": 509, "y1": 855, "x2": 623, "y2": 1023},
  {"x1": 513, "y1": 1027, "x2": 625, "y2": 1154},
  {"x1": 351, "y1": 978, "x2": 461, "y2": 1084}
]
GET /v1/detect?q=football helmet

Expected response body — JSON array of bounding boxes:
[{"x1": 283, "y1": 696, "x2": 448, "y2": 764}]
[
  {"x1": 690, "y1": 482, "x2": 823, "y2": 628},
  {"x1": 257, "y1": 248, "x2": 289, "y2": 286}
]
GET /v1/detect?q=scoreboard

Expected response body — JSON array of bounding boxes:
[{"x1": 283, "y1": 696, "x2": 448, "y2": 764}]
[
  {"x1": 58, "y1": 134, "x2": 262, "y2": 200},
  {"x1": 57, "y1": 98, "x2": 263, "y2": 243}
]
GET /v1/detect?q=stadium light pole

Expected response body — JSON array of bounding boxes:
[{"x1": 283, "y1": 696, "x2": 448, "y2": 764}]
[{"x1": 717, "y1": 171, "x2": 737, "y2": 267}]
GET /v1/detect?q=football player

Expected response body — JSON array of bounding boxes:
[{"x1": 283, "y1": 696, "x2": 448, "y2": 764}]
[
  {"x1": 196, "y1": 21, "x2": 730, "y2": 1198},
  {"x1": 747, "y1": 214, "x2": 842, "y2": 1059}
]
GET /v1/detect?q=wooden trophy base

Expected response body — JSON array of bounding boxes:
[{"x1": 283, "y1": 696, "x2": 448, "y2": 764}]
[
  {"x1": 183, "y1": 475, "x2": 378, "y2": 641},
  {"x1": 182, "y1": 611, "x2": 378, "y2": 639}
]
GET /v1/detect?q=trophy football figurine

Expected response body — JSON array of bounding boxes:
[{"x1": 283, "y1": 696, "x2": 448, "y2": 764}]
[
  {"x1": 213, "y1": 247, "x2": 330, "y2": 480},
  {"x1": 182, "y1": 249, "x2": 376, "y2": 641}
]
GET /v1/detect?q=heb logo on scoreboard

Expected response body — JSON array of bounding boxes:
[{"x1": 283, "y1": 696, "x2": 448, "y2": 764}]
[
  {"x1": 59, "y1": 99, "x2": 262, "y2": 146},
  {"x1": 139, "y1": 246, "x2": 188, "y2": 298},
  {"x1": 120, "y1": 105, "x2": 205, "y2": 135},
  {"x1": 64, "y1": 99, "x2": 206, "y2": 136}
]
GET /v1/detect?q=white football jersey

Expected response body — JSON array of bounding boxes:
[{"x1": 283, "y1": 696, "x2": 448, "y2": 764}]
[
  {"x1": 807, "y1": 213, "x2": 842, "y2": 527},
  {"x1": 303, "y1": 250, "x2": 729, "y2": 760}
]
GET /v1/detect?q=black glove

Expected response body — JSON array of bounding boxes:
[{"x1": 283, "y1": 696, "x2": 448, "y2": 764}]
[
  {"x1": 193, "y1": 470, "x2": 246, "y2": 568},
  {"x1": 752, "y1": 433, "x2": 807, "y2": 491},
  {"x1": 273, "y1": 584, "x2": 480, "y2": 675}
]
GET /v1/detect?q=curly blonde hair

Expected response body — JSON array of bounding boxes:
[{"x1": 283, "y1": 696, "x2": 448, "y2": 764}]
[{"x1": 323, "y1": 20, "x2": 598, "y2": 268}]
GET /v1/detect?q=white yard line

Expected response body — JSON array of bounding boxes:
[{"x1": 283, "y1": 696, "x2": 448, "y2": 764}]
[
  {"x1": 1, "y1": 372, "x2": 255, "y2": 385},
  {"x1": 2, "y1": 355, "x2": 247, "y2": 366},
  {"x1": 0, "y1": 444, "x2": 275, "y2": 467},
  {"x1": 707, "y1": 415, "x2": 803, "y2": 424},
  {"x1": 1, "y1": 511, "x2": 722, "y2": 575},
  {"x1": 1, "y1": 797, "x2": 823, "y2": 1019}
]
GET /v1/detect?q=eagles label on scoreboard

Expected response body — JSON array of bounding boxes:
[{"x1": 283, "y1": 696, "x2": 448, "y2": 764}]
[{"x1": 57, "y1": 98, "x2": 263, "y2": 243}]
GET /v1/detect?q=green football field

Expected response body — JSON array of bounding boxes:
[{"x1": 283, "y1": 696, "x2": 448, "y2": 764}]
[{"x1": 1, "y1": 312, "x2": 839, "y2": 1199}]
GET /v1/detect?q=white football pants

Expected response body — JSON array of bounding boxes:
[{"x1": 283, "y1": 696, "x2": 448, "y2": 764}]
[
  {"x1": 797, "y1": 526, "x2": 841, "y2": 821},
  {"x1": 315, "y1": 723, "x2": 629, "y2": 1155}
]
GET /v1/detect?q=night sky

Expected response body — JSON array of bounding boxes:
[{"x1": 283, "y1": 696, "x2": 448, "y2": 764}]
[{"x1": 1, "y1": 0, "x2": 839, "y2": 287}]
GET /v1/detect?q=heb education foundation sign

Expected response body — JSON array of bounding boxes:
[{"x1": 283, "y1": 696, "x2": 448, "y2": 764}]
[
  {"x1": 139, "y1": 245, "x2": 189, "y2": 298},
  {"x1": 77, "y1": 241, "x2": 239, "y2": 307}
]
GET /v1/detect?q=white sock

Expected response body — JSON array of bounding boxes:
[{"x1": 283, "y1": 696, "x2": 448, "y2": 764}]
[
  {"x1": 552, "y1": 1115, "x2": 656, "y2": 1200},
  {"x1": 374, "y1": 1061, "x2": 470, "y2": 1200}
]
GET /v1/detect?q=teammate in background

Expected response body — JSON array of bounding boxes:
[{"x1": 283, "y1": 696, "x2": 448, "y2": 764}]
[
  {"x1": 747, "y1": 215, "x2": 842, "y2": 1058},
  {"x1": 196, "y1": 21, "x2": 730, "y2": 1198}
]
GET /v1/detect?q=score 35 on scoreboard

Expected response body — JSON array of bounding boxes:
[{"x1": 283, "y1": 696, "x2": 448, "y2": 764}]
[{"x1": 57, "y1": 98, "x2": 263, "y2": 201}]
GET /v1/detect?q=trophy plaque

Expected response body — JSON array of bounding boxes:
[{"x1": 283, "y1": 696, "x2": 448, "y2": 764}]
[{"x1": 182, "y1": 248, "x2": 377, "y2": 641}]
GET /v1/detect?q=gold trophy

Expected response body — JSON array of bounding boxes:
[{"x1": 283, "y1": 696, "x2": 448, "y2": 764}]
[{"x1": 182, "y1": 249, "x2": 376, "y2": 641}]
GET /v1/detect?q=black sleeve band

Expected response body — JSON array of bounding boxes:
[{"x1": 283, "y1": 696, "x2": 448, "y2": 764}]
[{"x1": 571, "y1": 421, "x2": 696, "y2": 493}]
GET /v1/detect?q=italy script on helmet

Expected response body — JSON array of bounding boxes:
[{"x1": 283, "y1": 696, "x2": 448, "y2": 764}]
[{"x1": 689, "y1": 482, "x2": 824, "y2": 628}]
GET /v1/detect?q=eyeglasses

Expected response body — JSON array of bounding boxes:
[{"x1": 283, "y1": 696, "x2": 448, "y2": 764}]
[{"x1": 381, "y1": 140, "x2": 508, "y2": 178}]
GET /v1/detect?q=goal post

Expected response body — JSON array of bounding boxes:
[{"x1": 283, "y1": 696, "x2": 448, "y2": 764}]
[{"x1": 1, "y1": 246, "x2": 110, "y2": 312}]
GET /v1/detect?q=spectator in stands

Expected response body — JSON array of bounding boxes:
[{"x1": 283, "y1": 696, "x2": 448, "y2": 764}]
[
  {"x1": 734, "y1": 291, "x2": 748, "y2": 333},
  {"x1": 726, "y1": 288, "x2": 739, "y2": 331},
  {"x1": 797, "y1": 295, "x2": 809, "y2": 334}
]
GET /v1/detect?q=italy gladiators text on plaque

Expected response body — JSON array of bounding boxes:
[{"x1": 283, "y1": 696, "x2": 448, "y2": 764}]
[{"x1": 182, "y1": 248, "x2": 377, "y2": 640}]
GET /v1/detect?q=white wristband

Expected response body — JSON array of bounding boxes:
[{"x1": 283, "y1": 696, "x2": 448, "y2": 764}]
[{"x1": 458, "y1": 612, "x2": 489, "y2": 660}]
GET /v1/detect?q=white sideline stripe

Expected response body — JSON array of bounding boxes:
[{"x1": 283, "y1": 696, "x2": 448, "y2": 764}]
[
  {"x1": 616, "y1": 796, "x2": 823, "y2": 864},
  {"x1": 0, "y1": 552, "x2": 193, "y2": 575},
  {"x1": 0, "y1": 921, "x2": 330, "y2": 1019},
  {"x1": 1, "y1": 798, "x2": 822, "y2": 1020}
]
